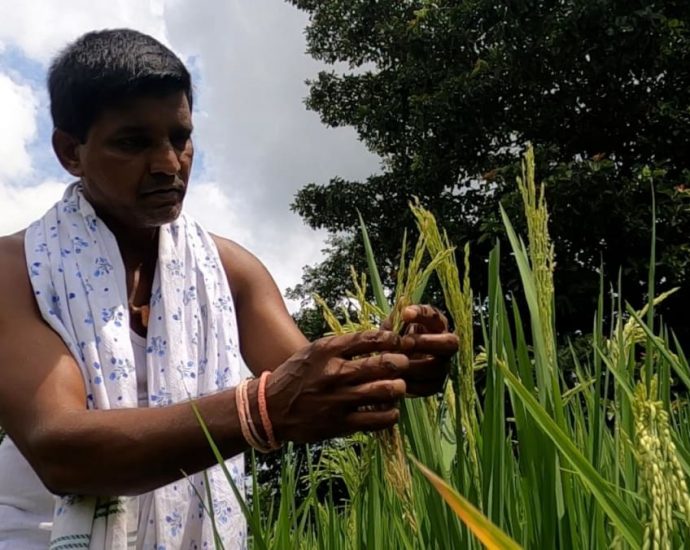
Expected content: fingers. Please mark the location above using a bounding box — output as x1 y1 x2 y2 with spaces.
338 378 407 406
406 355 448 377
319 330 402 360
312 314 453 363
402 305 448 334
337 353 410 384
328 379 405 436
399 322 429 339
403 355 449 396
400 332 459 356
406 382 446 397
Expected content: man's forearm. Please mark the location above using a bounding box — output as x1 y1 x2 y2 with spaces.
27 385 258 496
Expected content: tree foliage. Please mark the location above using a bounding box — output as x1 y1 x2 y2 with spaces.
286 0 690 347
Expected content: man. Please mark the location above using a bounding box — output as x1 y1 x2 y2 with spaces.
0 29 457 549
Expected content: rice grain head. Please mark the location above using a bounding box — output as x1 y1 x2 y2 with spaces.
410 201 481 499
633 377 690 550
517 143 556 370
315 263 418 532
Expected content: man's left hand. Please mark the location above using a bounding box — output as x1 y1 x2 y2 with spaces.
383 305 458 397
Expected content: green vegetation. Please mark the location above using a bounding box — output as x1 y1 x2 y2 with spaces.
286 0 690 350
203 145 690 549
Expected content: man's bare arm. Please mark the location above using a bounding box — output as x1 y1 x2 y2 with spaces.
0 233 254 495
0 234 409 496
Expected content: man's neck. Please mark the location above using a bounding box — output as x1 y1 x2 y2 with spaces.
117 229 159 272
99 212 159 271
80 182 159 270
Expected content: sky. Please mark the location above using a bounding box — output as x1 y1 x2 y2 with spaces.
0 0 380 311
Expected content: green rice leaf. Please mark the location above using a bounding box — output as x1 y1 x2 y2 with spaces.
625 304 690 391
190 401 269 550
358 210 390 315
498 363 643 548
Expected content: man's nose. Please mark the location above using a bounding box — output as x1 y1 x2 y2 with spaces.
149 142 182 175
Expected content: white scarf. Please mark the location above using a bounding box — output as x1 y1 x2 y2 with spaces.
25 183 246 549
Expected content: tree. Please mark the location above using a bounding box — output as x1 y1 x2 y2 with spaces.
286 0 690 348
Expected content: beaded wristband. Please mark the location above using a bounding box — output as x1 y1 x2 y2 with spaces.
241 379 271 453
258 371 281 450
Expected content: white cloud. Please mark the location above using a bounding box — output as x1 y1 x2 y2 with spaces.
0 180 65 236
163 0 380 303
0 0 380 310
0 0 166 63
183 181 253 246
0 73 38 181
0 70 63 236
184 181 326 312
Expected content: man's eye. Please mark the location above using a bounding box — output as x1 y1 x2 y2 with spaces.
171 134 192 150
115 136 149 150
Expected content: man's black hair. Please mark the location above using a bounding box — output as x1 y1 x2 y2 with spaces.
48 29 193 142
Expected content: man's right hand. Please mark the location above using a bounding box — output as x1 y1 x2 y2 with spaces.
264 330 409 444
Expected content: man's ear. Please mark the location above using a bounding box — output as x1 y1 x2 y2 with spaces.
52 129 84 177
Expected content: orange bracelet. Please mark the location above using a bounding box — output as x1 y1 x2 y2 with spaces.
258 371 280 450
242 379 271 453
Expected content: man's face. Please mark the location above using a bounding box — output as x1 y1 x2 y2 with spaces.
76 90 194 229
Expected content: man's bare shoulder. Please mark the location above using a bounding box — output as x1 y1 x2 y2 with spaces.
0 230 28 274
0 230 36 316
0 230 26 248
210 234 244 255
208 237 306 370
210 234 280 304
211 234 265 276
211 233 258 280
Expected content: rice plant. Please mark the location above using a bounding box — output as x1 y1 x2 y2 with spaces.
198 144 690 549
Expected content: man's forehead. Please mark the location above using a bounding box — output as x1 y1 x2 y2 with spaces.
100 92 193 128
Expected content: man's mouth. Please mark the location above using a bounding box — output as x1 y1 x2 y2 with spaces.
141 176 186 196
141 188 185 203
142 186 185 196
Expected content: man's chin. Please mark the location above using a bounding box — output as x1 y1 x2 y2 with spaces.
139 203 184 228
